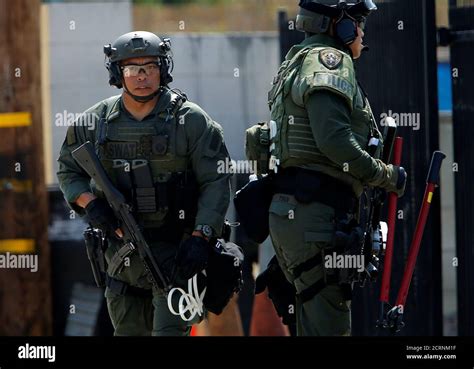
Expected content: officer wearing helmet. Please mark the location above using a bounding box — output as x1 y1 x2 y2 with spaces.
57 31 232 336
263 0 407 335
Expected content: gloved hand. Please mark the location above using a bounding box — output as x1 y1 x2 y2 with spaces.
386 165 407 197
370 160 407 198
84 198 120 235
174 236 209 284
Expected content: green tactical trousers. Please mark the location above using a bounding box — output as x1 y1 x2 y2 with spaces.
268 193 351 336
104 238 201 336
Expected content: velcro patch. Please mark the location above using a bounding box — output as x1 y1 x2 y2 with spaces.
312 73 354 98
105 142 137 159
319 48 343 70
152 135 168 155
206 129 223 157
66 126 77 146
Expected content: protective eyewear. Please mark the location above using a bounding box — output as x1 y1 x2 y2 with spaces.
121 62 160 77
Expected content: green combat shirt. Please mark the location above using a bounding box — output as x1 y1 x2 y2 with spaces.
269 33 387 197
56 88 232 236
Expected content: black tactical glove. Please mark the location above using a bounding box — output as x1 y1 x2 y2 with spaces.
370 160 408 198
395 166 407 197
255 256 297 326
174 236 209 284
383 164 407 197
84 198 120 236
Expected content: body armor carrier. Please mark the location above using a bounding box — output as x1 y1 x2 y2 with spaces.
93 88 198 242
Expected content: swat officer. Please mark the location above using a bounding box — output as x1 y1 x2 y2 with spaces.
265 0 407 335
57 31 232 336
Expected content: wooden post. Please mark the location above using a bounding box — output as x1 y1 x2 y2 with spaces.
0 0 52 335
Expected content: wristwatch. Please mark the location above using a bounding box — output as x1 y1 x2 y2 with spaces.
194 224 214 239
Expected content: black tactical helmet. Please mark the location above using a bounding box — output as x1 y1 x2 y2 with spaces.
104 31 173 95
296 0 377 44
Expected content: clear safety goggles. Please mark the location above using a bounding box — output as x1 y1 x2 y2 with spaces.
120 62 160 77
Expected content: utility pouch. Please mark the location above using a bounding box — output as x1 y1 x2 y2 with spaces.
112 159 133 204
234 175 274 244
172 170 199 227
328 219 365 285
132 159 156 213
83 227 107 287
245 122 270 175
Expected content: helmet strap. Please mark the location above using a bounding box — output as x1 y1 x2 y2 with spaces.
122 79 162 103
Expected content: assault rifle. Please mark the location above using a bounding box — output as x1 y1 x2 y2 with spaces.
72 141 171 292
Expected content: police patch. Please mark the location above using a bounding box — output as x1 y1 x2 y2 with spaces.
313 73 354 98
319 49 343 70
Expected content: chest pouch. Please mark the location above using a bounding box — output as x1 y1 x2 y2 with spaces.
132 159 157 213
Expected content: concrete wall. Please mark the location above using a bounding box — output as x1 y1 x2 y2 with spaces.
45 21 279 183
169 33 279 162
44 1 132 184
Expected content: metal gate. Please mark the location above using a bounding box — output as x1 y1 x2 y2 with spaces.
444 0 474 337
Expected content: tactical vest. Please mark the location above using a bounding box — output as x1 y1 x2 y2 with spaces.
92 88 198 232
267 44 381 176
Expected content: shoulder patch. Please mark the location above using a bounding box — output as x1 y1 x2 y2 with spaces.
312 73 354 99
66 126 77 146
319 48 343 70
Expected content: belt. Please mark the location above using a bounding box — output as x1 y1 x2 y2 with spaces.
105 275 153 298
273 167 357 216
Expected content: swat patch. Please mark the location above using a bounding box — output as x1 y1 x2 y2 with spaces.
319 49 343 70
312 72 354 98
105 142 137 159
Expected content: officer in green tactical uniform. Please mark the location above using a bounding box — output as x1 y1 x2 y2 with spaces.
265 0 407 335
57 31 232 336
